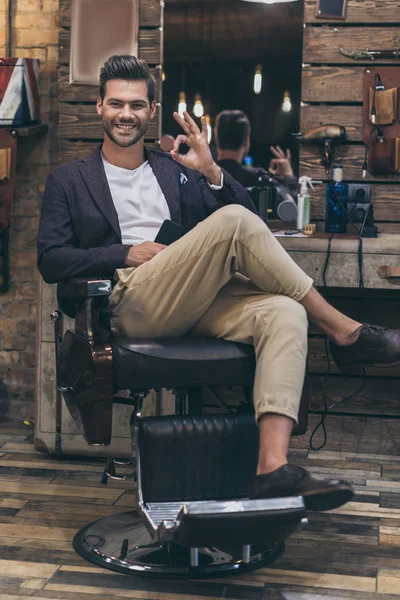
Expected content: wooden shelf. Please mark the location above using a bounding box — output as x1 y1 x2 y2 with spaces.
0 123 48 136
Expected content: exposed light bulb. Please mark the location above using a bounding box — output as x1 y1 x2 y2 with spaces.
193 94 204 118
205 115 212 144
178 91 187 117
282 90 292 112
254 65 262 95
162 71 166 82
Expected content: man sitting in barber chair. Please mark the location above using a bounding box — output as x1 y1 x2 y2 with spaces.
38 54 400 512
215 109 297 201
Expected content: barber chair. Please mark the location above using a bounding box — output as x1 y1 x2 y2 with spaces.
52 277 309 578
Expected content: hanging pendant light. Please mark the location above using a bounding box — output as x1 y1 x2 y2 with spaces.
253 65 262 95
178 91 187 117
205 115 212 144
282 90 292 112
193 94 204 118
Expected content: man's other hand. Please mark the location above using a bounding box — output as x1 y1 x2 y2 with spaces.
125 242 166 267
269 146 294 178
171 111 221 185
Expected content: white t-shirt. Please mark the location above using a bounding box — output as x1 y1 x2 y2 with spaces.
102 157 171 246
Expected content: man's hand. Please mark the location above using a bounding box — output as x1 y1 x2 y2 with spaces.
171 111 222 185
125 242 166 268
269 146 294 178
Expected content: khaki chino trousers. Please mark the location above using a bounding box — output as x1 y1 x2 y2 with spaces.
109 205 313 423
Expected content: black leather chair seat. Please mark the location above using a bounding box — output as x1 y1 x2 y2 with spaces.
112 336 256 390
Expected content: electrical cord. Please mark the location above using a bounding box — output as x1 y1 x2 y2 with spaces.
309 337 367 451
313 185 369 450
322 232 334 287
371 74 384 124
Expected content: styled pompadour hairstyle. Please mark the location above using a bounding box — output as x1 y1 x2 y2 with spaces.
99 55 155 104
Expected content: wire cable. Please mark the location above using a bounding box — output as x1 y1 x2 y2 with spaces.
322 233 334 287
309 337 367 451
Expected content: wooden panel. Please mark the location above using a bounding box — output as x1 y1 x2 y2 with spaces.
138 0 163 27
59 0 163 28
58 103 162 139
302 66 363 103
309 184 400 221
57 65 162 103
304 0 400 23
59 28 163 66
57 139 159 164
304 27 400 65
301 104 363 142
300 144 400 182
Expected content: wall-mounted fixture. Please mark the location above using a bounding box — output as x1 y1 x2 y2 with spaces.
316 0 347 19
70 0 139 85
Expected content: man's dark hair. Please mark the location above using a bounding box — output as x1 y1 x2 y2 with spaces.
216 110 251 150
99 55 155 104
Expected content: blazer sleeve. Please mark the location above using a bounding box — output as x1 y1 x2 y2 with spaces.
37 171 131 284
199 168 258 215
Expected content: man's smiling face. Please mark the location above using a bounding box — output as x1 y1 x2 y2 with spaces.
97 79 156 148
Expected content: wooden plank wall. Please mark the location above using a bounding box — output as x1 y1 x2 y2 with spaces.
301 2 400 421
301 0 400 234
57 0 163 164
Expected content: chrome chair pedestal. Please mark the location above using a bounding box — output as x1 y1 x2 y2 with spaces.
73 511 286 578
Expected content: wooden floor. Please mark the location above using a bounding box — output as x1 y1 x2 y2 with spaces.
0 417 400 600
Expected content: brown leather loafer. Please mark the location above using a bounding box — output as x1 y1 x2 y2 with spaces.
250 464 354 512
330 324 400 372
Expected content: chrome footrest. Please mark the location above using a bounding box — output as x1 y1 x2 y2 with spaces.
139 496 307 546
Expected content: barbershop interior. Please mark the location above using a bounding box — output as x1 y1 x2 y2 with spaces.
1 0 400 597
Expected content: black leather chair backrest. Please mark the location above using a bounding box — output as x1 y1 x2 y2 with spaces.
138 413 259 503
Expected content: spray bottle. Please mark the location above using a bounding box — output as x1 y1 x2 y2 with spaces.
297 176 314 231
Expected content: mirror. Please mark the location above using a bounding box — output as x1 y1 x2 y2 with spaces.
162 0 304 174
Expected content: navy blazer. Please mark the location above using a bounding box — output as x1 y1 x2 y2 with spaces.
37 146 257 283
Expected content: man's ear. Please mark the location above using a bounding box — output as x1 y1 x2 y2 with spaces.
96 97 103 116
149 100 157 120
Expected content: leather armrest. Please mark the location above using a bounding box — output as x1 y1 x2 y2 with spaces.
57 278 112 319
57 278 112 299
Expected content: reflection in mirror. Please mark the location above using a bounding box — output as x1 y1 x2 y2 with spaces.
163 0 304 175
70 0 139 85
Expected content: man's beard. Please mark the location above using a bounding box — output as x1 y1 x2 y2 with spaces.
103 119 147 148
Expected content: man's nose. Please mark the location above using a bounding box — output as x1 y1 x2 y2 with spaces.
120 105 134 119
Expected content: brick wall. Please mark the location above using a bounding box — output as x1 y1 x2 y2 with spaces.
0 0 58 420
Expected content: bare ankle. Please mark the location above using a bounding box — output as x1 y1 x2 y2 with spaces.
256 459 288 476
332 324 362 347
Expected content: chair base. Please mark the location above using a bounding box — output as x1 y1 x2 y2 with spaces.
73 511 285 579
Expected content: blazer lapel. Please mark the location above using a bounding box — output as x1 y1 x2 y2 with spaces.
78 146 122 240
146 148 182 223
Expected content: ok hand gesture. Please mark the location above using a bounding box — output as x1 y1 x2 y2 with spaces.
171 111 221 185
269 146 294 178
